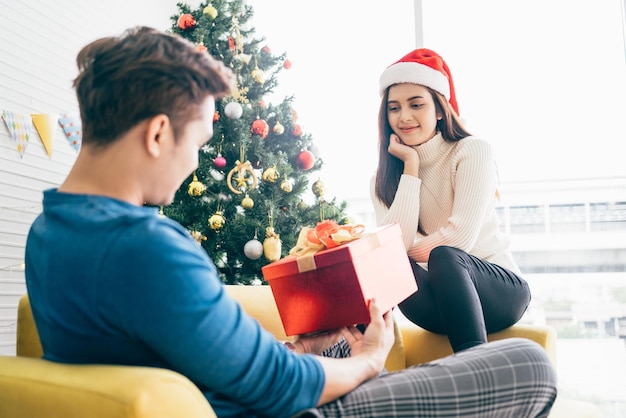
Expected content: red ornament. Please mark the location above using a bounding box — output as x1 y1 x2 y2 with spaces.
261 45 272 54
251 118 269 139
292 124 302 137
213 111 220 122
258 99 266 108
283 59 292 69
214 154 227 169
177 14 196 30
228 37 235 50
296 150 315 170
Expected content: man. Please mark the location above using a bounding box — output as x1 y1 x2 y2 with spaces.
25 26 557 417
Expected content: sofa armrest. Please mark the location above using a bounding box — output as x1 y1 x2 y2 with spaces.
487 323 558 366
0 356 215 418
17 294 43 358
400 321 558 367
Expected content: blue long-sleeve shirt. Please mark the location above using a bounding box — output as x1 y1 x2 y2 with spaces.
25 189 324 418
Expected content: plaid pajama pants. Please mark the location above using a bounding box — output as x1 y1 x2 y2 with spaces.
294 337 557 418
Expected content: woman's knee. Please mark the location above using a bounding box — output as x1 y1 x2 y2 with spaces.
428 246 468 271
429 245 464 260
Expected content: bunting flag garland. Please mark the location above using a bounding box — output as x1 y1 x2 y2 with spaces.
58 112 82 152
1 110 33 158
31 113 58 158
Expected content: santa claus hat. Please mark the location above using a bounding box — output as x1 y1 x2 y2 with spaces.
379 48 459 115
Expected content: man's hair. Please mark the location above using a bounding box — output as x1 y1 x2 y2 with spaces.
73 26 234 147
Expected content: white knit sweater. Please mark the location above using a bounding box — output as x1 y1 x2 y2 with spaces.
370 133 521 275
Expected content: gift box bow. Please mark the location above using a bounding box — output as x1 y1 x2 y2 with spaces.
289 220 365 272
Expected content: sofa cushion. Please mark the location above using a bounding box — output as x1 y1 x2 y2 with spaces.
0 356 215 418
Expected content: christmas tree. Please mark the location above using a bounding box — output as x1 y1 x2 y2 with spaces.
164 1 350 285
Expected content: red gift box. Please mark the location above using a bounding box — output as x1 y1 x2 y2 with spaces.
261 223 418 336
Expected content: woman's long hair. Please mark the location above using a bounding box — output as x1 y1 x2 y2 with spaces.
374 86 472 208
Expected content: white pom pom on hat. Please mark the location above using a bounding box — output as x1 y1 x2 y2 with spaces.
379 48 459 116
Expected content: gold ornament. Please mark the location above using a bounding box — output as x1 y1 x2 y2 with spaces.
203 4 218 19
187 173 206 196
297 200 308 211
227 78 249 104
208 211 225 231
226 160 257 194
190 230 207 245
241 194 254 209
312 179 325 198
280 179 293 193
273 120 285 135
262 166 279 183
251 66 265 84
263 226 282 261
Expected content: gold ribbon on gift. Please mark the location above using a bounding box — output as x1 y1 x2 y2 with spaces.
289 220 365 272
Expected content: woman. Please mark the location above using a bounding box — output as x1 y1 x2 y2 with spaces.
372 48 531 352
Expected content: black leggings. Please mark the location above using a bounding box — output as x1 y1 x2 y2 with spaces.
398 246 531 352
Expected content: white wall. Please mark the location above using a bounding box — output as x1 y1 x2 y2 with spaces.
0 0 178 355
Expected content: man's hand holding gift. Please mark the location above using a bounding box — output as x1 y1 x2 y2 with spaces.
285 299 395 359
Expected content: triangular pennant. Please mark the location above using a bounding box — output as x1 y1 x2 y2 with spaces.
31 113 58 158
58 112 82 152
2 110 33 158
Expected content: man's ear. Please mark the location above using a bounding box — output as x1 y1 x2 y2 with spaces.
145 114 171 158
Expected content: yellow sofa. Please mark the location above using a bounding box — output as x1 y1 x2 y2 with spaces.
0 285 602 418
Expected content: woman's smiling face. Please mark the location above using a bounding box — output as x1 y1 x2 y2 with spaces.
386 83 441 146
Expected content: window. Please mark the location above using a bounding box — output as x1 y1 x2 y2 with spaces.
549 203 586 233
590 201 626 231
509 204 546 233
418 2 626 416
